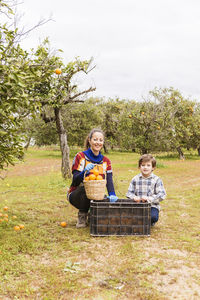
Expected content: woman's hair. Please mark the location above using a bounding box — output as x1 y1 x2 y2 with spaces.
138 154 156 168
84 128 105 150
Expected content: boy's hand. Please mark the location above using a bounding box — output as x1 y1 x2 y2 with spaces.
141 196 148 203
133 196 141 202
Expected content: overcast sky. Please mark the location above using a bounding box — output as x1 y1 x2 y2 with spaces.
18 0 200 101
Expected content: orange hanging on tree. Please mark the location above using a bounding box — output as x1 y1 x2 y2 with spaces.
55 68 62 75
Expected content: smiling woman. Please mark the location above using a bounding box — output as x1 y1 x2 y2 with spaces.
67 128 118 228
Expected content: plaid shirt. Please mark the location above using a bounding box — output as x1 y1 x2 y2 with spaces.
126 172 166 210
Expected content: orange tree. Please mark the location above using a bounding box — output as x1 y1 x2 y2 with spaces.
117 87 197 157
118 99 164 154
31 41 96 178
149 87 196 159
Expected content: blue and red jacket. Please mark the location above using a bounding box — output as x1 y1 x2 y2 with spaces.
68 148 116 197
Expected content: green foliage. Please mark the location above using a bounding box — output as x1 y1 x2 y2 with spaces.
63 98 104 147
22 115 59 147
0 3 54 169
0 5 32 168
100 98 127 149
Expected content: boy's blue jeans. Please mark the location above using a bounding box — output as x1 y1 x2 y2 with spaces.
151 207 159 225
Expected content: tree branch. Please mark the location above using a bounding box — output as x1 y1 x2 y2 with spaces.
63 86 96 105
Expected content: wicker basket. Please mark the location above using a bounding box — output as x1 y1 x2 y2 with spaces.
84 179 106 200
83 166 106 200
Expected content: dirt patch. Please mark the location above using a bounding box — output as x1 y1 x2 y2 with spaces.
142 246 200 299
153 264 200 300
4 159 61 177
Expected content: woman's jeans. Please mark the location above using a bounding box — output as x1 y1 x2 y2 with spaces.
69 186 90 213
151 207 159 224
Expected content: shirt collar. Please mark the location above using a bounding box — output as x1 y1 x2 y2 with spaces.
139 172 154 179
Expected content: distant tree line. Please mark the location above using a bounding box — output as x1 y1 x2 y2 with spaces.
23 87 200 160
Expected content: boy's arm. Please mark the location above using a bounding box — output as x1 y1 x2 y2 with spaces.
126 179 140 201
148 178 166 204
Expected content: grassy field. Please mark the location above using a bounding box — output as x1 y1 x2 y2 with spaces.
0 147 200 300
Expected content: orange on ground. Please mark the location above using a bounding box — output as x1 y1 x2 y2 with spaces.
60 221 67 227
3 207 8 211
12 216 17 219
55 68 62 75
89 174 96 180
14 225 20 231
96 175 103 180
19 224 25 229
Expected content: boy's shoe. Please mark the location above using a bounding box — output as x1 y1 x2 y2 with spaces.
76 212 87 228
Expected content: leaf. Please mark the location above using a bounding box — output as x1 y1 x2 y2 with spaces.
63 261 81 273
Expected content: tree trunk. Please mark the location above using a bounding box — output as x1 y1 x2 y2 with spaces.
177 146 185 160
54 107 71 179
24 136 32 151
103 144 108 153
197 146 200 156
141 148 148 154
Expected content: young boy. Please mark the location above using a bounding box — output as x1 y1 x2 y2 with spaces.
126 154 166 226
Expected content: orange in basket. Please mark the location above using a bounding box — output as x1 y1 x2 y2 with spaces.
92 169 99 176
89 174 96 180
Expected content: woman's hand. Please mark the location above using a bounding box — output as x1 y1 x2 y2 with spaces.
108 195 118 202
84 163 95 172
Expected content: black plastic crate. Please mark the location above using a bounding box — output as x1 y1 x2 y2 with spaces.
90 199 151 236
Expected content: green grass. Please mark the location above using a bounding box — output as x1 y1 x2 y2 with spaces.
0 147 200 299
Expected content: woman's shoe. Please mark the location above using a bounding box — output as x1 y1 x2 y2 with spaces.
76 212 87 228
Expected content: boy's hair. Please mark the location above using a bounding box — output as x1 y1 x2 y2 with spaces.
138 154 156 168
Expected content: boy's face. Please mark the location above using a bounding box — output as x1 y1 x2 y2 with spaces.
139 160 154 178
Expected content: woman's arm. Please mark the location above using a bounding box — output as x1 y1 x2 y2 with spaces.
71 170 85 186
106 172 116 196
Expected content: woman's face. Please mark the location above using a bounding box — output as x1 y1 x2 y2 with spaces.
89 132 104 154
